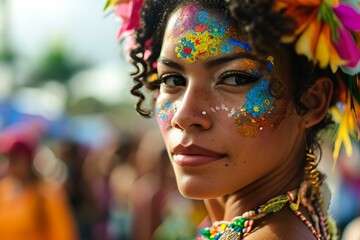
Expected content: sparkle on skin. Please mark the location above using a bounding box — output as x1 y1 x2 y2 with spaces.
234 79 287 137
204 79 285 137
173 4 252 63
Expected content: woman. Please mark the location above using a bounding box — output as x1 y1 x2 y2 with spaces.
0 123 79 240
106 0 360 239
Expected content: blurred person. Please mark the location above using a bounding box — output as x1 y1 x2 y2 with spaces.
332 141 360 236
81 135 127 240
106 130 139 240
0 154 9 179
319 138 360 237
125 128 162 240
0 123 79 240
55 140 97 240
108 161 137 240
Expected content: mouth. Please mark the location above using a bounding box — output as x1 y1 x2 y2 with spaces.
172 144 226 167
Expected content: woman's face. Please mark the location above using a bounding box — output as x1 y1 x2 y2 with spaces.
156 4 305 199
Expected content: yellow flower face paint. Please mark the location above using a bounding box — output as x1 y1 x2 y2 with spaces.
173 4 252 63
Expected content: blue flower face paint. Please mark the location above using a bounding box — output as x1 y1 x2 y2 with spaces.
173 4 252 63
156 100 174 133
242 80 274 118
233 79 287 137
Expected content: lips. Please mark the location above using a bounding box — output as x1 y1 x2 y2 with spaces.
172 144 226 167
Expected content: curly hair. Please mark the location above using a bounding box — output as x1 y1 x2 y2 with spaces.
129 0 339 152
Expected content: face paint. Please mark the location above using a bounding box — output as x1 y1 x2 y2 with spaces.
266 56 274 73
156 100 174 133
173 4 252 63
233 79 287 137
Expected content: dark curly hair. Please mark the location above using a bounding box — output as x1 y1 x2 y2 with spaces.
129 0 339 152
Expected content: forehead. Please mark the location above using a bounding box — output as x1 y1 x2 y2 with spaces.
161 4 291 82
164 4 252 62
172 4 232 38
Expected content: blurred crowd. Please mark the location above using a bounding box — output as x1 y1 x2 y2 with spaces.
0 120 207 240
0 0 359 238
0 118 359 240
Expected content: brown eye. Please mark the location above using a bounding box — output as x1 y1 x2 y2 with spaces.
218 71 260 87
160 74 186 87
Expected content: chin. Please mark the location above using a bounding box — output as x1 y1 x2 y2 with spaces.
175 174 223 200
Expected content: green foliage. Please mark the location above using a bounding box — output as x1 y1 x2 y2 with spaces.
0 47 16 63
29 41 88 86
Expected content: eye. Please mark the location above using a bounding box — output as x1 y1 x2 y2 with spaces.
159 74 186 87
218 71 261 87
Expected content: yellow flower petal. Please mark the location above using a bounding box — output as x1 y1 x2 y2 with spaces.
330 94 358 170
315 25 330 68
296 20 321 61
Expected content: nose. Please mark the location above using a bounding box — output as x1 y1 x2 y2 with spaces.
171 86 212 131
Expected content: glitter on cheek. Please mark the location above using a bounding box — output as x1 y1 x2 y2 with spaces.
233 79 288 137
155 100 175 133
242 79 274 118
266 56 274 73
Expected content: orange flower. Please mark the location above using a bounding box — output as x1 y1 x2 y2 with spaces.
275 0 347 72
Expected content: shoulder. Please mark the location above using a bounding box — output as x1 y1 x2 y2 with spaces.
246 208 318 240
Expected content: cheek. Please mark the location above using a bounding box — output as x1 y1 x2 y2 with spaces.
231 79 288 137
209 103 239 130
155 99 175 134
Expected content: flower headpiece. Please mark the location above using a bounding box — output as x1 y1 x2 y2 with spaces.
275 0 360 75
273 0 360 168
104 0 143 40
106 0 360 167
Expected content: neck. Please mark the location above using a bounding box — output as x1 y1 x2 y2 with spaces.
204 143 305 222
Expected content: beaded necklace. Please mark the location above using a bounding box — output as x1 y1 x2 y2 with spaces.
197 150 337 240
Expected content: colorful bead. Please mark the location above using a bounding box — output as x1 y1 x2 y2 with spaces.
199 185 334 240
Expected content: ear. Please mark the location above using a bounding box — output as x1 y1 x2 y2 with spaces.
301 77 333 128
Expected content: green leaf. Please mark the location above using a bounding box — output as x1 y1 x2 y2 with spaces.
103 0 111 11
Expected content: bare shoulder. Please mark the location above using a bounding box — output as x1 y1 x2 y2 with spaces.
245 208 318 240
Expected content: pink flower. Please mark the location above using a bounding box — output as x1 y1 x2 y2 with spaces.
333 3 360 75
105 0 143 40
114 0 143 39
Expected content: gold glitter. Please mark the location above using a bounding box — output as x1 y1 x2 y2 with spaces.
234 98 288 137
149 73 159 83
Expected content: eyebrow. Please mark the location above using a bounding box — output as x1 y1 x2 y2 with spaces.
158 52 259 70
158 58 185 71
205 52 257 68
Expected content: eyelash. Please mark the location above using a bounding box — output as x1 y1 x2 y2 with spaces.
158 74 186 87
217 71 261 87
157 71 262 89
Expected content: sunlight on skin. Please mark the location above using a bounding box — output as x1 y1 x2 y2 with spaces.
157 4 285 137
